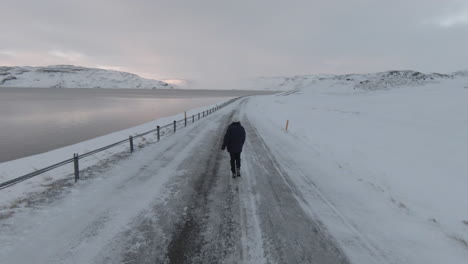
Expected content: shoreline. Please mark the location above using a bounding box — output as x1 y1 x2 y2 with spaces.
0 87 279 98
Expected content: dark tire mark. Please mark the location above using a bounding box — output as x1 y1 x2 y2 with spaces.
166 111 237 264
242 117 350 264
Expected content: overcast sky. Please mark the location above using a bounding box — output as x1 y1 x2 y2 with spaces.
1 0 467 85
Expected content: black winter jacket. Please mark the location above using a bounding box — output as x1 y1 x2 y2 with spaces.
222 122 246 153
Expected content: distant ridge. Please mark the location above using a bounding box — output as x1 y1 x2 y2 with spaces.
3 66 465 91
248 70 466 91
0 65 172 89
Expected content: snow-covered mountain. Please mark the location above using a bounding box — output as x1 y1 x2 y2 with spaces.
0 65 172 89
249 70 464 91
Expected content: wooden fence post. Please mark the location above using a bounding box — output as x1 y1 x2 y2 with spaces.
198 113 200 120
73 153 79 183
173 120 176 133
285 120 289 132
192 115 195 123
184 111 187 127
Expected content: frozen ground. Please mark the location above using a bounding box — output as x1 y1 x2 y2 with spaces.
0 99 349 263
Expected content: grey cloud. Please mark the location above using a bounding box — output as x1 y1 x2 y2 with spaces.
1 0 467 87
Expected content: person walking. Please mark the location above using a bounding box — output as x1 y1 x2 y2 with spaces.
221 118 246 178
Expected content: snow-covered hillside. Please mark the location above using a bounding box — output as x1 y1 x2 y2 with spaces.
0 65 172 89
161 78 194 89
249 70 463 91
247 74 334 91
247 72 468 263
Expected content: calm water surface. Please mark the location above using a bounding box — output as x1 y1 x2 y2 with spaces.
0 88 274 162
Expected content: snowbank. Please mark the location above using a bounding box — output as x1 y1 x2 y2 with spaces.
246 74 468 263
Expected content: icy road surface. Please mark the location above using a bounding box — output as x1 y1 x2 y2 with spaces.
0 99 349 264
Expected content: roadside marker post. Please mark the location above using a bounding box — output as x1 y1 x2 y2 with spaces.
157 125 160 141
129 136 134 152
73 153 79 182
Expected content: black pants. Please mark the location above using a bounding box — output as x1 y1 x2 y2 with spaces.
229 152 241 173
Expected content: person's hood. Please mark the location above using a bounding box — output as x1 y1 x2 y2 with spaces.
230 121 241 126
231 113 241 123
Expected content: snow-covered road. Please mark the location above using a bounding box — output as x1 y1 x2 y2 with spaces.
0 98 349 264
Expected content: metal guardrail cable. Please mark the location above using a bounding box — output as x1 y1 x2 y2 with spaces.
160 123 173 129
0 98 239 190
0 158 74 189
79 138 129 159
134 129 155 138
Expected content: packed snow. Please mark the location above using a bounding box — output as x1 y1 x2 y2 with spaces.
0 65 172 89
245 71 468 263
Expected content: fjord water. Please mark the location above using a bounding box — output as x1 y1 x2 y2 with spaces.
0 88 271 162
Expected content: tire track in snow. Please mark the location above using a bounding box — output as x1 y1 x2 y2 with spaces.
166 110 240 263
244 107 390 263
241 116 350 264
